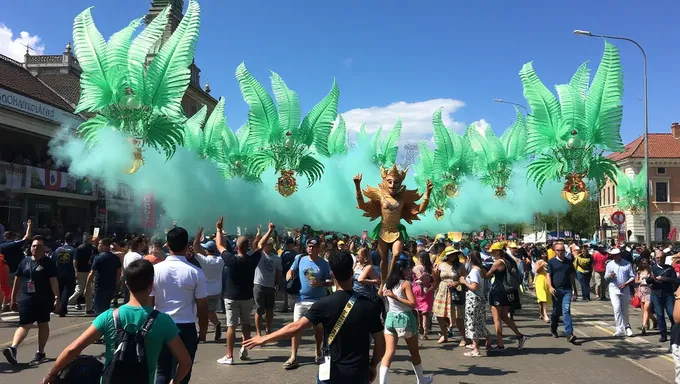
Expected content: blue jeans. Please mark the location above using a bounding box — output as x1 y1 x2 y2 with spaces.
551 289 573 336
576 271 592 300
156 323 198 384
650 293 674 338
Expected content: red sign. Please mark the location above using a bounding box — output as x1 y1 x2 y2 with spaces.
45 169 62 191
611 211 626 225
141 193 155 229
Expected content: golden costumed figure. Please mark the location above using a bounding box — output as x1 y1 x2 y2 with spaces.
354 165 433 287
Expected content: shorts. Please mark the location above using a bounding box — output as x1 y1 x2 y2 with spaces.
225 299 253 327
489 288 513 307
253 284 275 315
294 301 315 322
207 294 221 312
19 299 53 325
384 311 418 338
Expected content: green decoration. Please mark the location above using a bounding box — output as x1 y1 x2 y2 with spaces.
521 41 624 205
466 108 527 198
616 165 647 213
327 115 349 155
365 120 402 168
72 1 201 173
414 141 448 220
236 63 339 196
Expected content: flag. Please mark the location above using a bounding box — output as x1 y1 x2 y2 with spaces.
141 193 155 229
669 227 677 241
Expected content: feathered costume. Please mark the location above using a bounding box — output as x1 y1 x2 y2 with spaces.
521 41 624 204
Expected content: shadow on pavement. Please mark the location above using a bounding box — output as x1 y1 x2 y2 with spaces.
0 357 55 373
585 342 670 361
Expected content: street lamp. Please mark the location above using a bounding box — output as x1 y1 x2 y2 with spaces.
493 99 529 115
573 29 650 247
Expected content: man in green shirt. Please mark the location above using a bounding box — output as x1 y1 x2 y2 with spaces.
42 259 191 384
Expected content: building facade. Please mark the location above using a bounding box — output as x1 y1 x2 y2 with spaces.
0 0 217 237
599 123 680 244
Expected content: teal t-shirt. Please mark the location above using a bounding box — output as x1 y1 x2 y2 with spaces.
93 305 179 384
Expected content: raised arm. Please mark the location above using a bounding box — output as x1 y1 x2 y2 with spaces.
353 174 371 210
192 227 203 255
417 180 433 214
257 222 275 250
22 219 32 241
215 217 227 254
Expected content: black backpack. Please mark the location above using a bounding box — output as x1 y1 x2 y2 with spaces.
55 355 103 384
101 308 159 384
502 258 521 292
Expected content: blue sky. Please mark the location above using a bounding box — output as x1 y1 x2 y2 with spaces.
1 0 678 145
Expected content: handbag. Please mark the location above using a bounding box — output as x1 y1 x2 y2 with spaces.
631 286 641 308
285 255 304 296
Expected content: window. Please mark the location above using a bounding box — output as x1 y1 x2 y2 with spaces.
655 181 669 202
658 167 666 175
613 185 616 204
607 187 611 205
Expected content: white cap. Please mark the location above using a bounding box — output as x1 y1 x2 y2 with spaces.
664 247 672 254
609 248 621 255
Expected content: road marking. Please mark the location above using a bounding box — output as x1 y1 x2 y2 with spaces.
574 329 672 383
0 319 92 349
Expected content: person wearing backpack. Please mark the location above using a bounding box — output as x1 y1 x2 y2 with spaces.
546 242 578 344
42 259 191 384
483 242 529 353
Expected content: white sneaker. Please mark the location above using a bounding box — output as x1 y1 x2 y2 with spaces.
239 346 249 360
612 331 625 337
625 327 634 337
217 356 233 365
419 376 433 384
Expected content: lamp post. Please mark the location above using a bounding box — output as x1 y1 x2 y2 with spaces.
573 29 650 247
493 99 529 115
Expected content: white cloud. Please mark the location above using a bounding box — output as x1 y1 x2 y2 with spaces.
0 24 45 62
340 98 466 145
472 119 490 136
343 57 354 67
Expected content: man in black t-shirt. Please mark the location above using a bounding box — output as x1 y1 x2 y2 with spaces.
244 251 385 383
85 238 122 315
2 235 59 365
547 242 578 344
0 220 32 310
68 232 96 313
52 232 76 317
215 217 273 364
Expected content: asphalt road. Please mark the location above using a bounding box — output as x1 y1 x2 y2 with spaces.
0 293 675 384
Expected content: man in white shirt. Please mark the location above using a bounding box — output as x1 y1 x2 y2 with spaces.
122 236 146 303
193 237 225 342
604 248 635 337
153 227 208 384
254 238 283 336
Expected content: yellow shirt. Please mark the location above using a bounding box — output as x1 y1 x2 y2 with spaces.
548 249 555 259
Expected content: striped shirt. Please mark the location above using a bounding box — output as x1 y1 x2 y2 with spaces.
604 259 635 293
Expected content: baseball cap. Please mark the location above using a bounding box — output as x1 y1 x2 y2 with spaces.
201 240 218 253
307 238 319 247
416 240 424 246
507 242 519 249
609 248 621 255
489 242 505 251
337 240 345 246
480 240 490 248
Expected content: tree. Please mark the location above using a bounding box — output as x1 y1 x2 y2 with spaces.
535 199 599 238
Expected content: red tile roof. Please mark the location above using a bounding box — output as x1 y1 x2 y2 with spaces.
0 57 74 112
608 134 680 161
37 73 81 107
